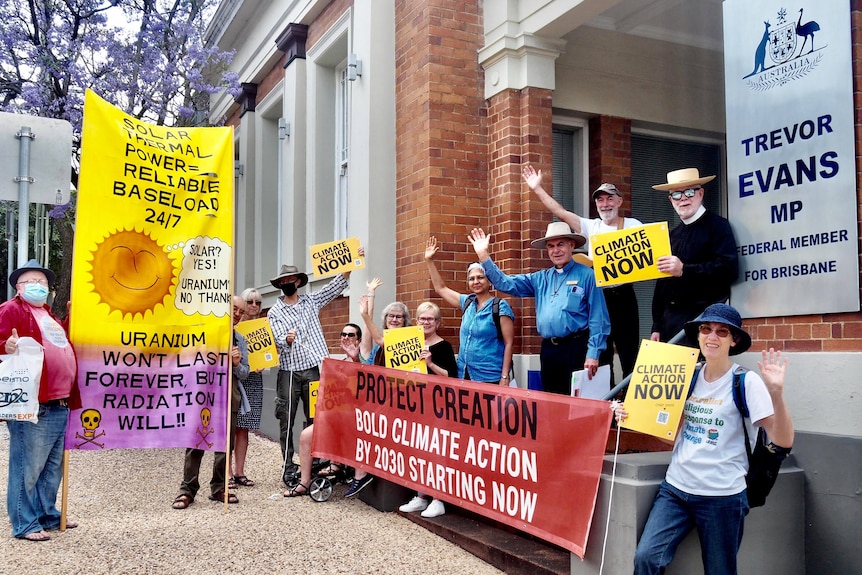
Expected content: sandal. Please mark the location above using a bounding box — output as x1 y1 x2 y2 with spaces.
228 476 237 489
172 494 194 510
317 463 343 477
209 491 239 504
22 530 51 542
233 475 255 487
284 483 309 497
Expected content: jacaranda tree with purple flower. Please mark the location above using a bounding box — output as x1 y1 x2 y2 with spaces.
0 0 239 316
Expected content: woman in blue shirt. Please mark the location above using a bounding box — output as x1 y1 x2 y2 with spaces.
424 236 514 384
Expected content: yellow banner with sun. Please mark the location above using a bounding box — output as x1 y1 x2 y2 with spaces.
65 90 234 452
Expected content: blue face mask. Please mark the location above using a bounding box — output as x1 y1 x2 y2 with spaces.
21 284 49 306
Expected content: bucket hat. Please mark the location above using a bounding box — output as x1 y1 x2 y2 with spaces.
684 303 751 355
9 259 55 288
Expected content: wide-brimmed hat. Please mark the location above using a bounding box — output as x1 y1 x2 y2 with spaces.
9 259 55 289
530 221 587 250
269 264 309 289
651 168 716 191
684 303 751 355
592 182 622 199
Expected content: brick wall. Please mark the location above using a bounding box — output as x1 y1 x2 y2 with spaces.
589 115 632 219
393 0 487 345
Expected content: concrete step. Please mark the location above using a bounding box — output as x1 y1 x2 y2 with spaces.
400 506 569 575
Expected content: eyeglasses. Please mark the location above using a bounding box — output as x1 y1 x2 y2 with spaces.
668 187 700 201
698 324 731 338
17 279 48 286
386 314 405 320
246 300 261 305
340 332 358 338
417 317 437 324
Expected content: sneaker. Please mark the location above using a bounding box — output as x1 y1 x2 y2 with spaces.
399 496 429 513
420 498 445 518
344 474 374 498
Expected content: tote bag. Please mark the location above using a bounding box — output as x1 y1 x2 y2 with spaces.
0 337 44 423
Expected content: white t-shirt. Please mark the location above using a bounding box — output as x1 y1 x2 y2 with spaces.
665 364 774 496
579 216 644 258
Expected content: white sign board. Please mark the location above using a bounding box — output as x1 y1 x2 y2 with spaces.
0 112 73 204
724 1 859 317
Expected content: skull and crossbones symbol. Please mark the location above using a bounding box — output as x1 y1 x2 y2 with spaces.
196 407 214 448
75 408 106 448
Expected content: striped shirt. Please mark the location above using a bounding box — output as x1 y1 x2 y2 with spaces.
268 274 348 371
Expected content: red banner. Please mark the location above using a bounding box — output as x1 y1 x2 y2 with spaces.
312 359 612 557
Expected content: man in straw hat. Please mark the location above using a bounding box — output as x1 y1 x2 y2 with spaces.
650 168 738 343
0 260 80 541
267 250 362 473
524 165 643 386
468 225 609 396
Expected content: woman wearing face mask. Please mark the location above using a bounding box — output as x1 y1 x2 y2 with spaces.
0 259 81 541
423 236 515 385
230 288 264 488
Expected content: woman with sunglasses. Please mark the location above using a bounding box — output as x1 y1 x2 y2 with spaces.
614 303 793 575
231 287 264 488
423 236 515 385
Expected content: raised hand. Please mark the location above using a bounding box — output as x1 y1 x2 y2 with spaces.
467 228 491 260
757 348 788 394
522 165 543 191
425 237 440 261
366 277 383 292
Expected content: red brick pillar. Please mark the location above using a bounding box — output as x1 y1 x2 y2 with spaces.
393 0 487 342
487 87 554 355
589 115 632 218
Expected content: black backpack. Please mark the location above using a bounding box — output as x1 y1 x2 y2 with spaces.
464 294 502 340
689 364 791 507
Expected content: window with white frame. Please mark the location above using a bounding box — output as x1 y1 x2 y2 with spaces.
335 63 349 240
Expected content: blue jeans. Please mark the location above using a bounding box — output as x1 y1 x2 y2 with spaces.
6 403 69 537
634 481 749 575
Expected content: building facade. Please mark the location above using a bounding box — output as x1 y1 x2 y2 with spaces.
208 1 862 573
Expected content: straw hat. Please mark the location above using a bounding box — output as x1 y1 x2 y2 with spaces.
530 221 587 250
651 168 716 191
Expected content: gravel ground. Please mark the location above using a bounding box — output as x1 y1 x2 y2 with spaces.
0 424 503 575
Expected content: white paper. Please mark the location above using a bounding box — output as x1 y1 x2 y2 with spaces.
571 364 611 400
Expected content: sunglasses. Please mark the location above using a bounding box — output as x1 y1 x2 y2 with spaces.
698 324 731 338
340 332 358 338
668 187 700 201
246 300 262 305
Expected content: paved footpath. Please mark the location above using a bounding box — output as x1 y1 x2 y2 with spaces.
1 426 503 575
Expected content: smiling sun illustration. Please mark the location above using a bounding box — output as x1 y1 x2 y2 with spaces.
89 229 176 318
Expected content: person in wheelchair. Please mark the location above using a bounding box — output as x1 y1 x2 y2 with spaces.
284 323 373 500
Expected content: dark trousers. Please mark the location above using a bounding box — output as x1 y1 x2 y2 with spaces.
600 284 640 386
275 367 318 461
180 410 237 498
539 331 589 395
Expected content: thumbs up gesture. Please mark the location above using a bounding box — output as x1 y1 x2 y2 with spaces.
5 328 19 354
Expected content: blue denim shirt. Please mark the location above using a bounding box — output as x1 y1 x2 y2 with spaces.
457 294 514 382
481 258 609 359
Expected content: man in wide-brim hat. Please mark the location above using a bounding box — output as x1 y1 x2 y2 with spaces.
650 167 739 344
468 223 609 396
524 164 645 386
266 250 363 471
